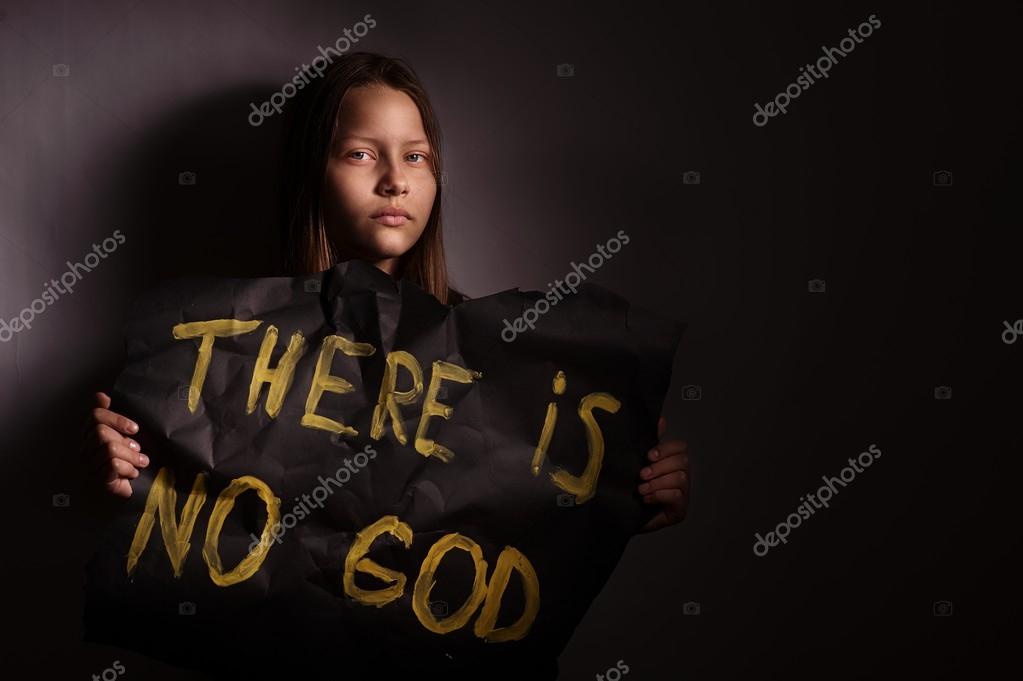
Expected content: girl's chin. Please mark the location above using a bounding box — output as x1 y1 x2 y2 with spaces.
360 224 422 258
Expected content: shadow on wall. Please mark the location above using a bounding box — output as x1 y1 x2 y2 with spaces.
115 82 294 283
1 83 305 678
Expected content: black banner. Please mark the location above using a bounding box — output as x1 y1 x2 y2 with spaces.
84 259 683 678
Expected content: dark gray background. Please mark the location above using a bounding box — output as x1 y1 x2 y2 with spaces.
0 1 1018 678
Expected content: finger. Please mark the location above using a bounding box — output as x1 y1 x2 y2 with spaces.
96 457 139 489
105 476 134 499
83 392 113 442
642 488 684 505
648 440 688 462
91 406 139 436
100 440 148 469
105 457 141 479
640 510 674 533
640 503 686 533
92 425 146 462
639 455 687 480
638 470 688 495
87 423 144 461
641 489 689 532
91 423 125 446
83 424 131 466
657 416 667 439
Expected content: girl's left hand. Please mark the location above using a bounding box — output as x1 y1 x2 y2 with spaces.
637 416 689 533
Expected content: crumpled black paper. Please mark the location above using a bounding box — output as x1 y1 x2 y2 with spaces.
83 259 684 679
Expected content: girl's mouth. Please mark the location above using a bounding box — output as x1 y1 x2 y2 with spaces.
372 215 409 226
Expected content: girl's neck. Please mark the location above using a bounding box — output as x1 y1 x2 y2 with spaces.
339 255 399 279
372 257 400 278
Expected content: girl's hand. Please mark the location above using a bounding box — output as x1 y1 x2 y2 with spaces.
638 416 689 533
84 392 149 498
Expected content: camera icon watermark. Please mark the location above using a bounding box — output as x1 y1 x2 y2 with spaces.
808 278 826 293
303 278 321 293
435 170 448 186
932 170 952 187
52 63 70 77
682 384 702 401
429 600 448 617
556 63 574 77
52 493 71 508
934 385 952 400
933 600 953 616
683 601 701 615
178 171 197 186
682 170 701 185
178 384 193 401
556 493 576 507
178 601 197 615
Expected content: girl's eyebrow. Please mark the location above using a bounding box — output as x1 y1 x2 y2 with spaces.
337 134 429 146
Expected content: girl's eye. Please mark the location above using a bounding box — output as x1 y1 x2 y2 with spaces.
346 151 426 162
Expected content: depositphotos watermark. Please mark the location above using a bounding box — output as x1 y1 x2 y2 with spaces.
1002 319 1023 344
753 443 882 557
595 659 630 681
752 14 881 127
90 659 126 681
0 229 126 343
500 229 631 343
248 13 377 127
247 444 377 553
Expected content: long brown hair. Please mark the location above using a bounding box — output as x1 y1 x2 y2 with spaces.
281 51 464 305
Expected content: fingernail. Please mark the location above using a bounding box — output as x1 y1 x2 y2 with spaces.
649 447 660 460
128 422 139 433
641 467 652 479
139 454 150 466
639 483 650 494
127 440 139 451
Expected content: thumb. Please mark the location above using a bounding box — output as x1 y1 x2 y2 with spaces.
640 510 669 534
94 391 111 409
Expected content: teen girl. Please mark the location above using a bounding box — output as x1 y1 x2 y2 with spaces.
82 50 690 673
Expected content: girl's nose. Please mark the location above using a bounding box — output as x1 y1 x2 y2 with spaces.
381 181 408 196
379 166 410 196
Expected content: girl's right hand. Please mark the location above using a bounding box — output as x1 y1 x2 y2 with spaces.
86 391 149 498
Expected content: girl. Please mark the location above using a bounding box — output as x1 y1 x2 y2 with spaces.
84 48 689 654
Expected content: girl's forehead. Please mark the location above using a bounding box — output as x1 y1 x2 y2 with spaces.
340 85 422 124
339 84 427 139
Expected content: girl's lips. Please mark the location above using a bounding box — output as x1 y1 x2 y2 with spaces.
372 215 409 226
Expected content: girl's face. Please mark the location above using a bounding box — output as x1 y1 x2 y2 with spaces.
323 84 437 276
